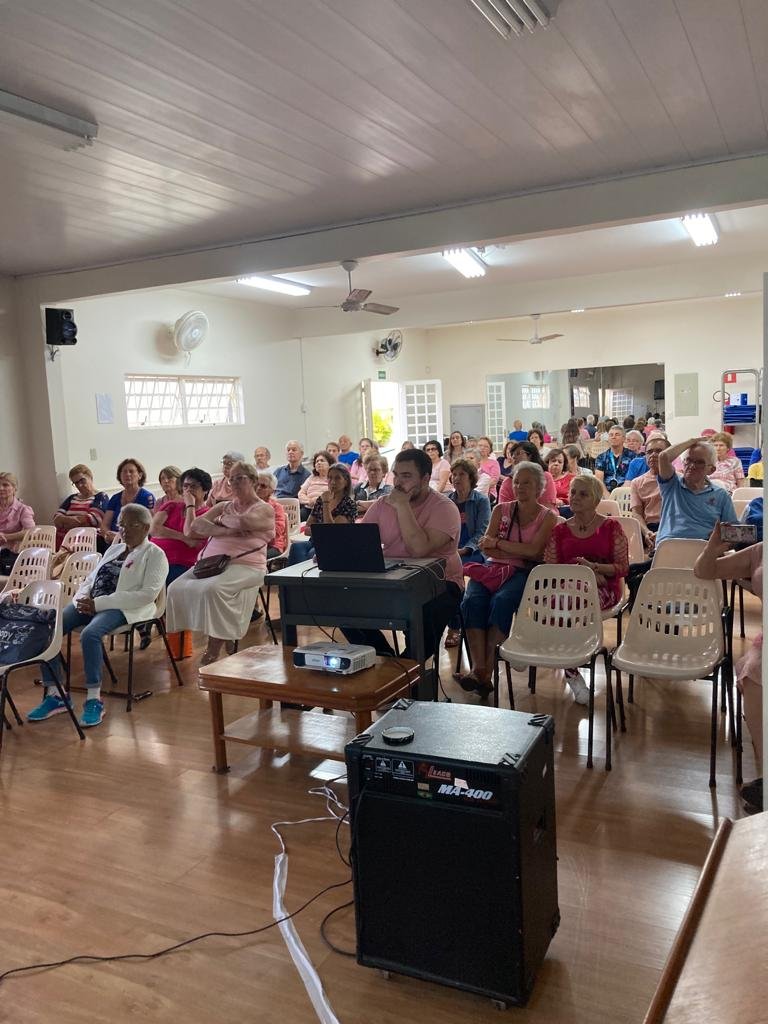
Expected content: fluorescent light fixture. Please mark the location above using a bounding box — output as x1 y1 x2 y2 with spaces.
235 275 311 296
725 291 741 298
442 248 487 278
0 88 97 150
681 213 718 247
571 308 585 313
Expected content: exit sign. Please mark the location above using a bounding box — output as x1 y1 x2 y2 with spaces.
377 369 387 380
724 372 737 384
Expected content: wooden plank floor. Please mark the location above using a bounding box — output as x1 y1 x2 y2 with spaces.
0 597 761 1024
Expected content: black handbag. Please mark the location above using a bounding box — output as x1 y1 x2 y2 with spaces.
192 544 265 579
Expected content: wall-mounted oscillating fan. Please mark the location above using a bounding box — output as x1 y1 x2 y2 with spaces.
374 330 403 361
173 311 209 353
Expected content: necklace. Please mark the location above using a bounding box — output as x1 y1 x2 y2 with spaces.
573 513 599 534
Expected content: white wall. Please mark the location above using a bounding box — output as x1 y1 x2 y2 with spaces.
0 279 26 481
428 295 763 442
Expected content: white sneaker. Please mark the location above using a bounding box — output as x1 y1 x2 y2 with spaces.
566 670 590 706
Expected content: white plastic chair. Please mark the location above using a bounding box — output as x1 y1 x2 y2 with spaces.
652 538 707 569
733 499 749 520
709 478 728 490
494 565 609 770
732 486 761 502
611 486 633 514
0 580 85 753
60 527 98 554
59 552 100 602
277 497 302 538
19 525 57 552
609 568 729 787
597 499 621 517
0 547 52 597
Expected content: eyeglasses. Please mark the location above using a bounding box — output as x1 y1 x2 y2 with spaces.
684 459 708 468
72 477 89 487
425 446 439 452
230 474 250 483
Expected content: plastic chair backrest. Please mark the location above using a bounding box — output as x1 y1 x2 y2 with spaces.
587 440 608 459
6 580 64 666
734 499 749 520
618 516 645 564
732 487 761 502
652 538 706 569
507 564 603 649
611 486 633 514
623 568 723 664
19 526 57 553
59 553 101 601
709 478 728 490
277 497 301 535
597 499 620 517
60 527 98 554
1 547 52 593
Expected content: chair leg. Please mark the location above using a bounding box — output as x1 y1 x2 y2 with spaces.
66 632 73 694
101 646 120 687
5 691 23 727
605 663 614 772
52 677 85 741
126 628 135 713
528 665 536 694
627 673 634 704
614 665 626 733
259 589 278 645
492 650 499 708
735 686 743 786
738 583 745 639
725 659 736 745
587 657 595 770
603 651 617 731
156 617 184 688
0 677 9 754
505 661 514 711
709 667 719 788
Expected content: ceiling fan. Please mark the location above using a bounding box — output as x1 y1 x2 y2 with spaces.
497 314 563 346
310 260 399 316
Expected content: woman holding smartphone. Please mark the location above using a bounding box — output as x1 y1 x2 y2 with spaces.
695 526 762 813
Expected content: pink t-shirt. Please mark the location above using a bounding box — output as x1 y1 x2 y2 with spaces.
0 498 35 552
499 471 557 510
151 499 205 568
363 489 463 587
200 500 274 569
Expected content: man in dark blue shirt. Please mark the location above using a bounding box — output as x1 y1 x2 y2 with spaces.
274 440 310 498
594 426 633 493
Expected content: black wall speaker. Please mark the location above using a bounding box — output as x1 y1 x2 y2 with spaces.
653 379 665 401
45 308 77 346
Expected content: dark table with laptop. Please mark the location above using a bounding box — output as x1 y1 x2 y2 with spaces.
265 523 447 700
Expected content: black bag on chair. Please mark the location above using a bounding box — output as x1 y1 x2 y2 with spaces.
0 549 17 576
0 604 55 665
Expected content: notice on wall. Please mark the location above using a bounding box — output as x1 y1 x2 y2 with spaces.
673 373 699 418
95 393 114 425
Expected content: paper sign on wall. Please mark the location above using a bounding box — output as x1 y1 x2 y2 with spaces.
95 393 114 425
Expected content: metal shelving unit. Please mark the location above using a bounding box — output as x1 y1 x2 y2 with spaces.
720 368 761 470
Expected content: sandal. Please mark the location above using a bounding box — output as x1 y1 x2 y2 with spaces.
444 629 461 648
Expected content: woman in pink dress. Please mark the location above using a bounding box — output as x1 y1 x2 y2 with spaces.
544 474 629 704
695 531 763 812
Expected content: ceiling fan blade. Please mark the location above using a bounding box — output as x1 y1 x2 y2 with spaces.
361 302 399 315
346 288 372 304
497 337 530 344
539 333 564 341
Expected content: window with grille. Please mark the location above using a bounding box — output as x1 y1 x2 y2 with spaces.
521 384 550 410
124 374 244 429
572 385 591 407
402 379 442 447
486 381 506 450
608 388 634 420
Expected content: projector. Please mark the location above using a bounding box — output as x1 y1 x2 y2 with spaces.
292 642 377 675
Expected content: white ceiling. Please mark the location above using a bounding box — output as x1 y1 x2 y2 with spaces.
1 0 768 277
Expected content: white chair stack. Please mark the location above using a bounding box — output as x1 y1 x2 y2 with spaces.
0 547 52 596
60 527 98 554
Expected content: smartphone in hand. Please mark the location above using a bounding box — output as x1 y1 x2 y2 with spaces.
719 523 757 544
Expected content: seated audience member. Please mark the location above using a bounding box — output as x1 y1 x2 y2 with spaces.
527 428 545 454
349 438 376 489
337 435 359 466
476 437 501 491
448 458 491 566
544 475 629 704
167 461 274 665
274 440 311 499
544 448 574 508
53 464 108 549
585 414 597 439
253 446 271 471
151 467 209 584
742 495 763 542
325 441 341 462
446 431 467 464
560 419 581 446
656 438 736 545
623 415 636 430
354 454 392 512
577 418 590 440
643 416 658 436
208 451 246 505
29 504 168 729
0 471 35 575
594 426 633 494
564 444 593 478
625 428 668 481
423 439 452 493
463 449 492 499
400 440 415 450
460 462 556 697
695 531 763 813
629 434 670 552
625 430 645 455
158 465 182 504
498 442 557 509
595 420 611 441
289 463 358 564
297 450 336 518
508 420 528 442
102 458 156 543
497 440 518 482
635 417 647 434
748 453 763 486
709 431 746 492
255 471 288 557
342 449 463 663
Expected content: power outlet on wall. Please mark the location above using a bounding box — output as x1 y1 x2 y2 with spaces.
89 448 97 460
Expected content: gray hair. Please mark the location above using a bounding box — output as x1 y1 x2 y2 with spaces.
689 441 716 469
512 460 546 496
256 470 278 491
119 503 152 527
626 430 644 444
464 447 482 463
285 439 304 453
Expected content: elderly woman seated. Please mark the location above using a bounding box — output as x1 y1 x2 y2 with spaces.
543 475 629 704
297 450 336 520
254 471 288 558
28 504 168 729
498 442 558 509
101 458 156 543
53 463 109 549
166 461 275 665
459 462 557 698
354 454 392 512
289 463 358 565
0 471 36 576
709 431 746 492
444 458 491 648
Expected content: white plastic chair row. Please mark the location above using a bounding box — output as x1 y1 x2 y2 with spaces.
60 527 98 554
610 486 633 514
732 486 762 502
0 547 52 597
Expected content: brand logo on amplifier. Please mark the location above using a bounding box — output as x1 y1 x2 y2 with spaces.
437 784 494 801
418 764 452 782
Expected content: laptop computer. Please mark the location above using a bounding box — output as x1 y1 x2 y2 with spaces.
311 523 404 573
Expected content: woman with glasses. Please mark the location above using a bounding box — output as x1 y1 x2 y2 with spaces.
297 450 336 515
498 442 558 509
255 471 288 557
288 463 358 565
423 439 452 493
166 461 275 665
207 450 247 506
52 464 109 549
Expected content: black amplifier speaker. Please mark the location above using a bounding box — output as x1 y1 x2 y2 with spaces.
45 307 77 346
345 701 559 1008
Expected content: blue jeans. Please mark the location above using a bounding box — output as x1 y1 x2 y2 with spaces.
43 605 127 691
461 568 532 635
288 540 314 566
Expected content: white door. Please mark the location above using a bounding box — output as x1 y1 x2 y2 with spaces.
402 379 443 446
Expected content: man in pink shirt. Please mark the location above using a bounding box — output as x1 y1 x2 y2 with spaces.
342 448 463 667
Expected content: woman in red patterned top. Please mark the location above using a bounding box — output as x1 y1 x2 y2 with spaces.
544 474 629 705
544 448 575 509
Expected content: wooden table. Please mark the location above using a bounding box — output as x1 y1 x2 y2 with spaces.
198 644 420 773
644 811 768 1023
